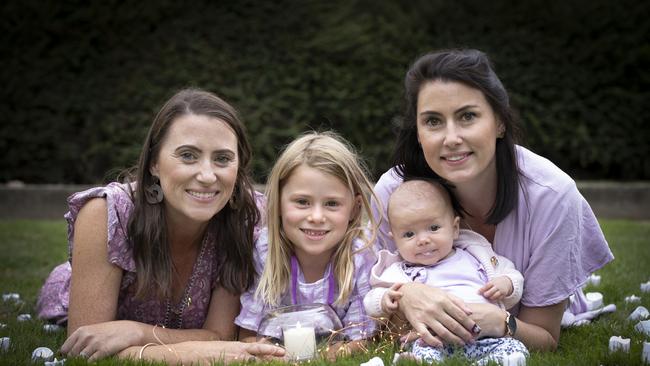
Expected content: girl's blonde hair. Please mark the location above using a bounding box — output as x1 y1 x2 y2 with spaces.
256 131 378 306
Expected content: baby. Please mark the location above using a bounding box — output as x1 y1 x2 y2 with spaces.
364 179 528 364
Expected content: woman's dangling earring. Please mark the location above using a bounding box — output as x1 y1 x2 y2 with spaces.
145 176 164 204
229 185 238 210
497 124 506 139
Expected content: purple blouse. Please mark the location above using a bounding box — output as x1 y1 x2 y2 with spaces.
235 228 378 340
371 146 614 315
37 182 264 328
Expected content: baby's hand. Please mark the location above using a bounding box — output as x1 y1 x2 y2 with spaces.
381 283 403 314
479 276 513 301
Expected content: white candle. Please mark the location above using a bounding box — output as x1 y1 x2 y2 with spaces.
642 341 650 364
587 274 601 286
585 292 603 311
283 322 316 360
609 336 630 353
502 351 527 366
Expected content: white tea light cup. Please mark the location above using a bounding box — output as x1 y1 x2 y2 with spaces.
625 295 641 303
629 306 650 321
361 356 385 366
32 347 55 362
609 336 630 353
0 337 10 352
17 313 32 322
43 324 62 333
283 322 316 361
503 351 527 366
44 358 66 366
585 292 604 311
636 320 650 337
641 281 650 293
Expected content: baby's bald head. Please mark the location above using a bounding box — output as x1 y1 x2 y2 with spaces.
388 179 455 224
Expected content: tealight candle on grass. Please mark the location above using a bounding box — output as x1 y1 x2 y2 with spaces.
629 306 649 321
283 322 316 361
585 292 603 311
43 324 62 333
584 274 601 287
1 337 10 352
641 281 650 293
32 347 54 362
636 320 650 336
625 295 641 303
17 313 31 322
608 336 630 353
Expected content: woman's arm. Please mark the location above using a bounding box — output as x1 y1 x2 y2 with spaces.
202 285 241 340
62 199 243 361
66 198 121 333
115 284 242 347
118 340 286 365
397 282 477 347
467 299 568 351
238 328 259 343
62 198 130 360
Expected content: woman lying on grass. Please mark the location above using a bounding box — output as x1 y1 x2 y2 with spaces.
37 88 284 364
372 49 614 352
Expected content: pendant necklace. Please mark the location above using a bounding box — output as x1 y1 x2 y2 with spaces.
163 234 208 329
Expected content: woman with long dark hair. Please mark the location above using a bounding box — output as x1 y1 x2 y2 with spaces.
372 49 613 351
38 88 284 363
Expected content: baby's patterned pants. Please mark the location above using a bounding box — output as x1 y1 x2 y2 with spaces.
411 337 528 365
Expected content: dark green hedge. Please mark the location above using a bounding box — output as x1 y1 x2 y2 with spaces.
1 0 648 183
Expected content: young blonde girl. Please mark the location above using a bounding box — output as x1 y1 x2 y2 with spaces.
236 131 379 350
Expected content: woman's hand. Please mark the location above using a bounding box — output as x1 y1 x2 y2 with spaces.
465 303 506 338
397 282 477 347
468 300 568 351
61 320 144 361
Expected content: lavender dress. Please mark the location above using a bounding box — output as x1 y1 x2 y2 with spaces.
372 145 614 319
235 228 378 341
37 182 263 328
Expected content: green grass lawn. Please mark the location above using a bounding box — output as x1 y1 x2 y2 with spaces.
1 219 649 365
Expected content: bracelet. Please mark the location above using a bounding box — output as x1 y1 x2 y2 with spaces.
139 343 158 360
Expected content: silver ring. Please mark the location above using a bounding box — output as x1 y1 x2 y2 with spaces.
79 351 88 358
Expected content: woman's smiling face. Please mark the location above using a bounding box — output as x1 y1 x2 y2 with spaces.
151 114 239 228
416 80 503 186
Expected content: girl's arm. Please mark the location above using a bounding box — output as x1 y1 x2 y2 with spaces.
467 299 567 351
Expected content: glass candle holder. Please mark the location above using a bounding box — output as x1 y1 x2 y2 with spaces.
257 303 344 361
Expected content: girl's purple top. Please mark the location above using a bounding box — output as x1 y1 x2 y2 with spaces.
371 145 614 315
235 228 378 340
37 182 264 328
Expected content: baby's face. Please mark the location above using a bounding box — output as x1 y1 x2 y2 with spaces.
389 194 459 266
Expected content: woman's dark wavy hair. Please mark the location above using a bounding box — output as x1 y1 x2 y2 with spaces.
392 49 521 224
126 88 259 299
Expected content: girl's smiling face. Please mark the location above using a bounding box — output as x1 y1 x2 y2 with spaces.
280 164 358 265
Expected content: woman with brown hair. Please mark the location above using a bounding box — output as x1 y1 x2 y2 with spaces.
38 88 284 363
